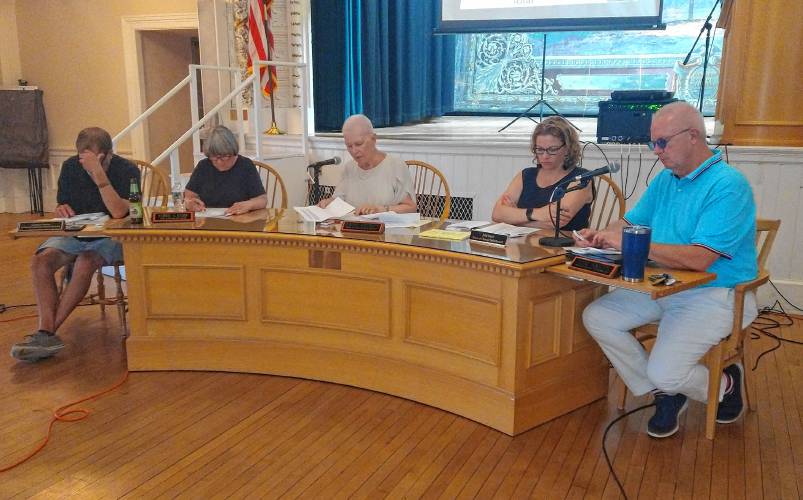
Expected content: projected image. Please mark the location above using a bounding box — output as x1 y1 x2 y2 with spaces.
453 0 724 116
460 0 608 8
441 0 661 28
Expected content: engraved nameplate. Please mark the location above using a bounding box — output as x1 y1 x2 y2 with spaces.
17 220 65 232
151 211 195 223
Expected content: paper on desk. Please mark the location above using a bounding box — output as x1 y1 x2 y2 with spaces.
446 220 491 231
361 211 424 228
567 246 621 255
418 229 470 240
196 208 230 218
479 223 539 238
54 212 108 223
294 197 355 222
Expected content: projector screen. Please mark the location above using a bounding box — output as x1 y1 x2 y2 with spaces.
438 0 664 33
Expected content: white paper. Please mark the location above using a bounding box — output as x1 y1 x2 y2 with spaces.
294 197 355 222
446 220 491 231
196 208 230 218
566 246 621 255
55 212 107 223
479 222 540 238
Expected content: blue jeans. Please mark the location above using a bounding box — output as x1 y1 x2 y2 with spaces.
582 287 757 403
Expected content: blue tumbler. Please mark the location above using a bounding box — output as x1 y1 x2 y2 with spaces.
621 225 651 282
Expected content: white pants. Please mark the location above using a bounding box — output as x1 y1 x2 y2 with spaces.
582 287 757 403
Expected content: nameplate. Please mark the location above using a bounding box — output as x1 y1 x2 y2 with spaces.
17 220 65 232
151 211 195 223
568 254 622 279
469 230 508 246
341 220 385 234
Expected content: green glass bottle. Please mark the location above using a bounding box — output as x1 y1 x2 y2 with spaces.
129 177 144 224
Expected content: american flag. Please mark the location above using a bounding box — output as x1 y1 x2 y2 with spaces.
247 0 278 96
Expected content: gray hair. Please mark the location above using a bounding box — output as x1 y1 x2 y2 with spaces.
75 127 112 154
205 125 239 157
654 101 706 136
342 114 374 136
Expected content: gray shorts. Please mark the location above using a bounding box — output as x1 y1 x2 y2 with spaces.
37 236 123 265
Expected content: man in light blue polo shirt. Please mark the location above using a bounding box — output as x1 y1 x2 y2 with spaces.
575 101 758 438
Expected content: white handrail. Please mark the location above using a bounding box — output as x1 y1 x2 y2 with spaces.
119 59 310 186
153 72 258 181
112 74 192 150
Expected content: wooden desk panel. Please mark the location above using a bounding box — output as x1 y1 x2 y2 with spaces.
110 227 608 436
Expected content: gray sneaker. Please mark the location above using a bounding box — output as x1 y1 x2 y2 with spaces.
10 330 65 362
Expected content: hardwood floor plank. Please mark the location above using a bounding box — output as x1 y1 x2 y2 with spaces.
529 406 592 498
0 214 801 498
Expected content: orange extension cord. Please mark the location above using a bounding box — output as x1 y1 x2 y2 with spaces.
0 369 129 473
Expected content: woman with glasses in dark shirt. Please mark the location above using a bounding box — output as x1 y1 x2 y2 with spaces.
184 125 267 215
492 116 593 230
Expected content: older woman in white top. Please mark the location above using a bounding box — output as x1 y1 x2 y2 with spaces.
319 114 417 215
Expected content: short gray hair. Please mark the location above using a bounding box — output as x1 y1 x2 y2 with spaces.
205 125 239 157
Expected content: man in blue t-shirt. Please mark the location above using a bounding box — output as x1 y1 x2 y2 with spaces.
11 127 139 363
575 101 758 438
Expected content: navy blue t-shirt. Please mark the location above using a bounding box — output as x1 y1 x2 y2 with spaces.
517 166 592 230
185 155 266 208
56 155 140 215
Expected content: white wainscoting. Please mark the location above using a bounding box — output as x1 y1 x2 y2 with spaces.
3 138 801 308
306 136 803 309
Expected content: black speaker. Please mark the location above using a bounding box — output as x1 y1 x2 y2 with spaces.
597 99 677 144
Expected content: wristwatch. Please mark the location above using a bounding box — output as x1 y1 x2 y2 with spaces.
525 207 535 222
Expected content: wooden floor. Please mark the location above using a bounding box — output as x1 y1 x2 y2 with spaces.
1 213 802 499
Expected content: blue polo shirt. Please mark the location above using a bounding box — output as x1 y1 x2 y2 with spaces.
624 151 757 288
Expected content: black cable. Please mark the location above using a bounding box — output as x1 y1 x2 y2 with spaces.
644 157 661 188
768 279 803 311
0 303 37 312
602 402 655 500
748 301 801 371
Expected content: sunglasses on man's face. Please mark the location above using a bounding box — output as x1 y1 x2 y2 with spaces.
647 128 692 151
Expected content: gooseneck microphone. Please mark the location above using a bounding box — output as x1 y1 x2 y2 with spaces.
307 156 341 169
560 162 621 185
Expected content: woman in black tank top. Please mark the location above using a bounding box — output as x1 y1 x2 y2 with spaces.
492 116 593 231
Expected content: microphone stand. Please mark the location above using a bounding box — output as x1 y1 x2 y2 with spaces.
682 0 721 112
498 33 580 133
308 164 323 205
539 180 588 247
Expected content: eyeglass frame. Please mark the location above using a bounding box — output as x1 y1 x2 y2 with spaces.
533 143 566 156
647 128 692 151
208 154 236 162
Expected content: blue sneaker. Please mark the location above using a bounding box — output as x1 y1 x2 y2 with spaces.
717 363 744 424
647 392 688 438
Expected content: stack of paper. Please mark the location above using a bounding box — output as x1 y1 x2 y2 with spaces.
418 229 470 240
362 211 425 228
294 198 355 222
477 223 539 238
445 220 490 231
196 208 229 218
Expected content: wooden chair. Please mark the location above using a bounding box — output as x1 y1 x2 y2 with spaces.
61 159 170 335
253 160 288 209
128 159 170 208
589 174 625 230
405 160 451 220
615 219 781 439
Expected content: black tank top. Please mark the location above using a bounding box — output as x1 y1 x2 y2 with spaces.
516 166 592 231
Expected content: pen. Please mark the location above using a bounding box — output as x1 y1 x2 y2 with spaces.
572 230 587 242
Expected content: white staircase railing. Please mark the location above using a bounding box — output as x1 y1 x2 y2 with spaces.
112 60 308 186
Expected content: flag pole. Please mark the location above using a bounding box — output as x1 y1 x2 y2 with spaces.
263 0 281 135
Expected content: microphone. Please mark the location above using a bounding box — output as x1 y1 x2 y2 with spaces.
560 162 621 185
307 156 341 169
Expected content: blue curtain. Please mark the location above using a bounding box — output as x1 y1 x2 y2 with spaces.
311 0 455 131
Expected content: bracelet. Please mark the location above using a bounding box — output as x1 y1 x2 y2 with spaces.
96 181 110 189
